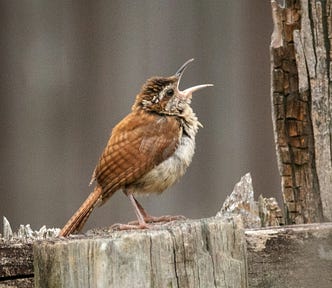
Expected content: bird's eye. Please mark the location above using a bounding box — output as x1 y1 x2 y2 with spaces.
166 88 174 97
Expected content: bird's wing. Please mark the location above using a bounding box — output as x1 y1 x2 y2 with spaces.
93 110 181 200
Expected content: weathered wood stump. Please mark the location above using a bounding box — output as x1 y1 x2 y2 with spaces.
34 216 248 288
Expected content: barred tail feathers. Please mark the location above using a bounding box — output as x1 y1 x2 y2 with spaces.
59 186 103 237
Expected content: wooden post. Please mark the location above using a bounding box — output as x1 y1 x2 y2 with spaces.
270 0 332 224
34 216 248 288
4 219 332 287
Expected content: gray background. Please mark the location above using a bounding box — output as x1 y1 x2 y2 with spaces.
0 1 278 232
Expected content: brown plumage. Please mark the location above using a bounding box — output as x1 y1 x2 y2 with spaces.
60 59 213 236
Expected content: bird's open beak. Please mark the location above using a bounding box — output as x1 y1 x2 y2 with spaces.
175 58 195 79
175 58 213 100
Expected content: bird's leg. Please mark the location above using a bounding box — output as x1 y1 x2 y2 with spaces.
128 194 149 228
132 196 149 218
111 193 150 230
112 192 186 230
128 196 186 225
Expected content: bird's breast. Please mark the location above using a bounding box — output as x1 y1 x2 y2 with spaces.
130 131 196 194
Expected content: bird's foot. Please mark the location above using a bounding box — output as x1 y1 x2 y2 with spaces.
111 215 186 230
128 214 186 225
111 222 151 231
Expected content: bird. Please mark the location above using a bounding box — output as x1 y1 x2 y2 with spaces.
59 59 213 236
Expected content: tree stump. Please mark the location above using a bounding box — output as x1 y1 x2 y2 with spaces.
34 216 247 288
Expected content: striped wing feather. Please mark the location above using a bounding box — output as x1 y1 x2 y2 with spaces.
93 110 181 203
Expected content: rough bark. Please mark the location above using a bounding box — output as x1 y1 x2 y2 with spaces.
34 217 248 288
271 0 332 224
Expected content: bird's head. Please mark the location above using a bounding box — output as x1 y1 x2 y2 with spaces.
134 59 213 115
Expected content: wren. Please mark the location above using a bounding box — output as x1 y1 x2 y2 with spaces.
60 59 213 236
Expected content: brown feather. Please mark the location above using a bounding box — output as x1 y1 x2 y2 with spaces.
93 109 181 203
59 186 103 236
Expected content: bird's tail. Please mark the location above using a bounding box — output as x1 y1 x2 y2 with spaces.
59 186 103 237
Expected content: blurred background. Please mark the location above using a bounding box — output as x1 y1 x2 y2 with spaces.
0 1 279 232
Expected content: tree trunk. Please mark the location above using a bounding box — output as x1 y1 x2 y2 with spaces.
271 0 332 224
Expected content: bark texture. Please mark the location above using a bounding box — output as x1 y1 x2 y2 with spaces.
271 0 332 224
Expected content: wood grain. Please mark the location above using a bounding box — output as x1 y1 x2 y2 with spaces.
34 217 248 288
